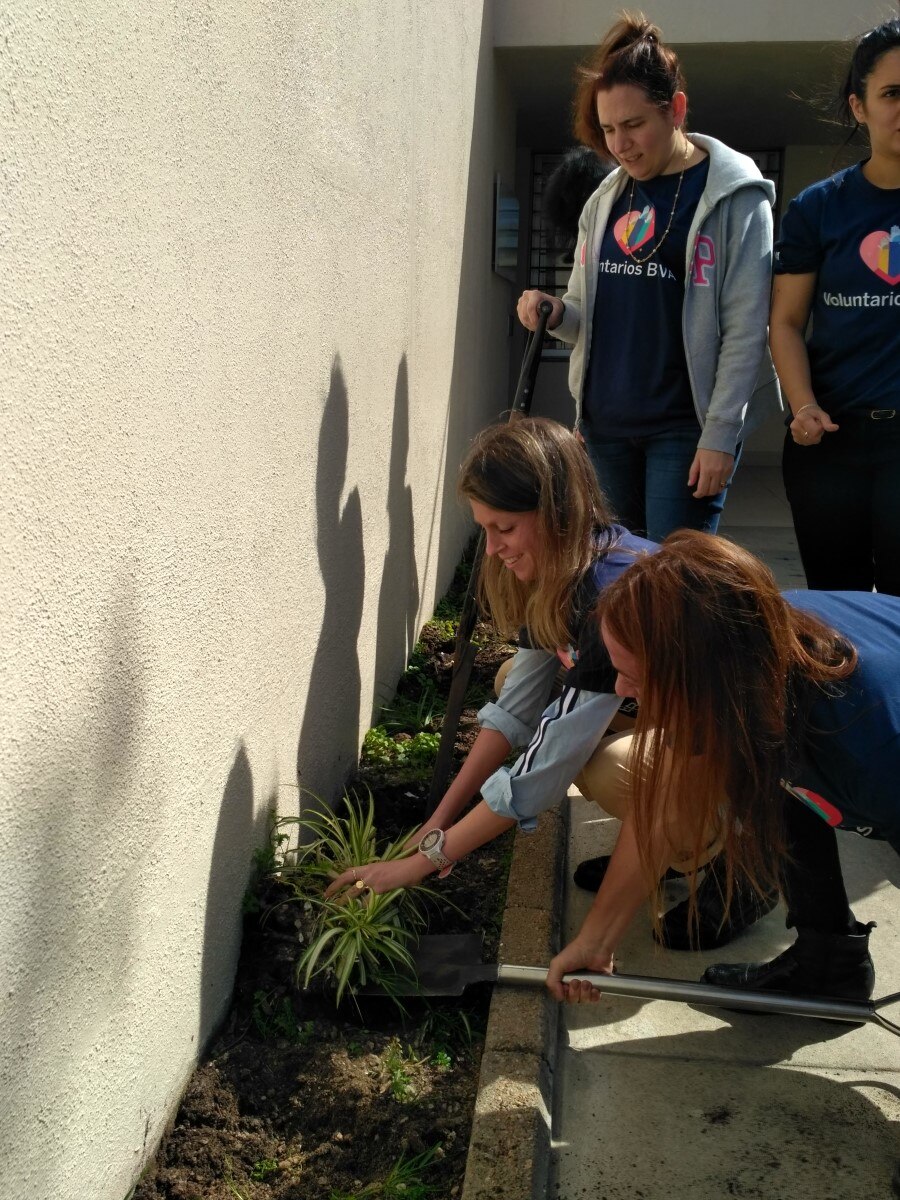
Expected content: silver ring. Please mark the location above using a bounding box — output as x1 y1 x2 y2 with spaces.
351 868 358 881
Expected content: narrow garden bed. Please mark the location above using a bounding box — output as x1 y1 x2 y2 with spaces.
132 557 516 1200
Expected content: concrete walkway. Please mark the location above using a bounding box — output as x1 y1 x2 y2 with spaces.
550 468 900 1199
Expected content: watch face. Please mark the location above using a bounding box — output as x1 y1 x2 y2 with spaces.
420 829 441 852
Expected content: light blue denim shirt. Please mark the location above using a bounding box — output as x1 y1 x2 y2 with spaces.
478 647 620 831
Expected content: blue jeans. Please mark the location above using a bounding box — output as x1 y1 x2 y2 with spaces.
581 428 739 542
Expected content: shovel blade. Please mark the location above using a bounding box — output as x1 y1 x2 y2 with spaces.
409 933 498 996
357 933 497 997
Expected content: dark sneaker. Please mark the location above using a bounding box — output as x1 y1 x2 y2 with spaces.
573 855 680 892
655 858 779 951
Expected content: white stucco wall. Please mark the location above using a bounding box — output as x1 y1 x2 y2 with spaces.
1 3 513 1196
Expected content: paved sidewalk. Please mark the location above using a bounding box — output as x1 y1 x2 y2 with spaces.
549 468 900 1200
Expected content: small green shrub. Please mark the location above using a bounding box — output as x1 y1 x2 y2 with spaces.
384 1038 421 1104
431 1049 452 1071
361 726 440 772
272 792 435 1003
297 889 426 1003
417 1004 477 1053
433 594 463 623
328 1146 439 1198
274 789 410 891
378 681 439 733
423 616 457 643
250 1158 279 1182
251 990 313 1044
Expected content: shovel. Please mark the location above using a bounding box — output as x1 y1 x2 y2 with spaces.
405 934 900 1037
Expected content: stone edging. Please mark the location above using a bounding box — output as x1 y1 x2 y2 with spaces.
460 804 567 1199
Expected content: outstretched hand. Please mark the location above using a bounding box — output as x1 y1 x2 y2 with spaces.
324 853 431 903
545 936 615 1004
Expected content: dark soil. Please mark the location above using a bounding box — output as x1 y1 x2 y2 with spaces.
133 613 515 1200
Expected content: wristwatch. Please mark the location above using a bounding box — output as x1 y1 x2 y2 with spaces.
418 828 455 878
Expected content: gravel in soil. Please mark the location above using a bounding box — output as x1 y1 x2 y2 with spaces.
133 620 515 1200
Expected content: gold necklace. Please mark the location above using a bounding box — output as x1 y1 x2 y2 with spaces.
623 137 691 264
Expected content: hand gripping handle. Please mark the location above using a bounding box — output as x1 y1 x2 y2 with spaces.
496 964 895 1031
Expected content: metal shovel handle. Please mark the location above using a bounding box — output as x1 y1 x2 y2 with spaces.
497 964 899 1033
511 299 554 417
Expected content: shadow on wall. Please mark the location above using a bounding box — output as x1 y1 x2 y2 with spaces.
296 356 364 803
199 742 263 1046
1 575 144 1199
426 14 511 604
372 355 420 718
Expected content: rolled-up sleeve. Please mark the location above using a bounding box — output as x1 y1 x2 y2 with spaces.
477 647 560 747
481 687 621 831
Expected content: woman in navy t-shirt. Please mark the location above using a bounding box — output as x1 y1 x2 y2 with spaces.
545 531 898 1007
772 20 900 595
517 14 779 543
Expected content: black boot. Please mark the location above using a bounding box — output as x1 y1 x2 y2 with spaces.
573 855 680 892
654 857 779 951
701 921 876 1002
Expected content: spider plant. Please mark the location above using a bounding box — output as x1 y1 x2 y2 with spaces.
328 1146 439 1199
271 790 443 1002
297 888 429 1002
273 789 415 894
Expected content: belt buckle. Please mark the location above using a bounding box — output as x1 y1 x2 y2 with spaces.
870 408 896 420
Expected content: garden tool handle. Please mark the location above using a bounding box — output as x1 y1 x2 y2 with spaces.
511 300 554 417
496 964 889 1029
425 296 554 816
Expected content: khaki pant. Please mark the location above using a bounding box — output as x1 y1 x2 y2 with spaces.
576 731 721 874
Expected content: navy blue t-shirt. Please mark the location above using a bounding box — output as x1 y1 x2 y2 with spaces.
582 158 709 438
518 525 657 693
785 590 900 853
774 164 900 414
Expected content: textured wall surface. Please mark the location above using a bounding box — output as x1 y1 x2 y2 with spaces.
0 3 513 1196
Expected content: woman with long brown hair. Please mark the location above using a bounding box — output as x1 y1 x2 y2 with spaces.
518 13 779 542
330 422 774 948
327 418 664 907
548 530 900 1004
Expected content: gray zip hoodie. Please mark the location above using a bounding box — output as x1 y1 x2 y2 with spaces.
553 134 782 454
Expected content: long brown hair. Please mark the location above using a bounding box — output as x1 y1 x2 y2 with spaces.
458 418 615 650
838 19 900 127
573 12 685 159
599 530 857 936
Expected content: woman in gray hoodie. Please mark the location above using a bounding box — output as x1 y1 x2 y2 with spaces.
518 13 780 542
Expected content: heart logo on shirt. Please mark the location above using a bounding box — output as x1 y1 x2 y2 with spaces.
614 207 655 256
859 229 900 285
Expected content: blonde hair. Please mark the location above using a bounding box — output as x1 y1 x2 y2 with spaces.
458 418 615 650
